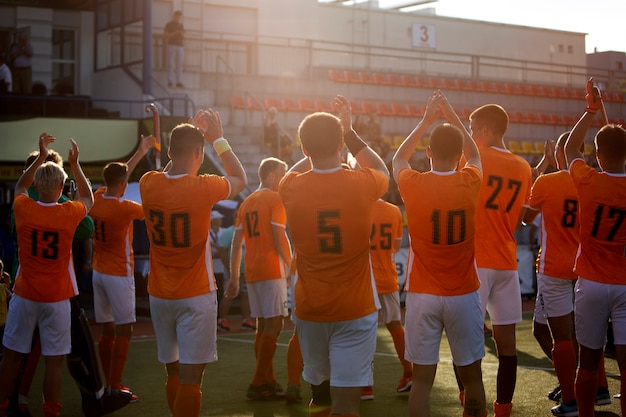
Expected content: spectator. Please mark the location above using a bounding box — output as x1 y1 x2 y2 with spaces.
9 35 32 95
164 11 185 88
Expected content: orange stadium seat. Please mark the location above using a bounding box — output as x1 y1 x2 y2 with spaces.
282 97 300 112
230 95 246 110
427 77 440 89
247 96 264 111
388 73 405 86
376 102 394 117
510 111 523 123
358 71 375 84
392 103 409 117
454 78 469 90
402 75 418 87
361 101 375 115
466 80 481 92
538 112 551 125
570 88 584 100
440 78 455 90
298 98 315 112
344 70 359 83
314 98 331 112
407 103 423 118
535 86 550 97
264 96 284 111
550 113 563 125
350 99 363 114
328 69 345 82
415 76 429 88
523 112 538 124
372 72 391 85
522 84 538 96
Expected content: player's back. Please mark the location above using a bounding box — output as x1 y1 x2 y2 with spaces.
90 188 144 277
529 170 579 278
369 199 403 294
139 171 229 299
475 147 532 270
13 195 85 302
237 188 287 282
569 160 626 284
279 167 388 322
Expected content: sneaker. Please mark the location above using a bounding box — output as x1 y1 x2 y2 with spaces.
596 386 612 406
246 383 281 401
118 385 138 403
218 318 230 331
82 388 132 417
551 400 578 417
360 386 374 401
396 376 412 392
285 384 302 404
241 318 256 330
548 385 562 402
271 382 286 398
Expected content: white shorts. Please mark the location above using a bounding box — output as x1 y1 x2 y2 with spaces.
378 291 401 324
533 273 575 325
150 292 218 364
296 311 378 387
93 270 136 325
248 279 288 319
2 295 71 356
575 277 626 349
477 268 522 325
405 291 485 366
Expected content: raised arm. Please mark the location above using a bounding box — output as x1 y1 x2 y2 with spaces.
436 92 481 172
565 78 600 167
393 92 440 182
532 140 556 182
335 95 389 178
126 134 156 176
16 133 54 196
192 109 248 198
68 138 94 212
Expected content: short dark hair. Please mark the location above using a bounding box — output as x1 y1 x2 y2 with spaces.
470 104 509 136
595 124 626 163
103 162 128 187
258 157 288 181
168 123 204 159
298 112 343 159
429 123 464 160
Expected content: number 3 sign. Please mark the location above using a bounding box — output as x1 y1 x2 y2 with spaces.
412 23 436 49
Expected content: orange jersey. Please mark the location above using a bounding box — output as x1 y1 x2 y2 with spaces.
90 188 145 277
139 171 230 299
369 199 403 294
569 159 626 284
528 170 579 279
475 147 532 270
13 194 86 302
279 167 388 322
236 188 288 282
398 165 482 296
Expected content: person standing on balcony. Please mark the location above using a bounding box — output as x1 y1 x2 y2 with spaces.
9 35 32 95
164 11 185 88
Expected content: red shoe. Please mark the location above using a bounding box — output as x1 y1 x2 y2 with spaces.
360 386 374 400
396 376 412 392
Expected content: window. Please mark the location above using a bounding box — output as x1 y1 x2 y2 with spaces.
617 62 623 71
95 0 144 70
567 45 573 54
52 29 76 94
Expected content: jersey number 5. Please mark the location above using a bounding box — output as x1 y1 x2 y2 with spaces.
318 210 342 254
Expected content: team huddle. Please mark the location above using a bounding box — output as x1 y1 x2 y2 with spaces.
0 78 625 417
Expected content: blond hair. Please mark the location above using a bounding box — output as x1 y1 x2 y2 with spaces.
34 161 68 193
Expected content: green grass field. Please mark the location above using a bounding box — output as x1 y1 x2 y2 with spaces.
24 312 621 416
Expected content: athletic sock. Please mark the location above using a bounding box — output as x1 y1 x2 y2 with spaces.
575 367 597 417
496 355 517 405
98 335 115 386
109 336 130 388
166 375 180 413
42 401 62 417
389 326 412 376
309 401 332 417
493 400 512 417
173 384 201 417
287 333 303 386
252 333 277 387
552 340 577 403
597 352 608 389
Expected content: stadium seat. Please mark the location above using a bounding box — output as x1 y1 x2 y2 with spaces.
466 80 480 92
376 102 394 117
510 111 524 123
381 135 393 148
538 112 551 125
504 83 524 95
358 71 375 84
440 78 455 90
535 86 550 97
361 101 375 115
372 72 391 85
392 135 405 150
591 117 604 128
282 97 300 112
558 87 572 99
422 136 430 148
522 84 538 96
521 141 539 154
230 95 246 110
584 143 594 156
328 69 346 83
392 103 409 117
570 88 584 100
427 77 440 89
523 112 538 124
264 96 284 111
547 87 560 98
402 75 418 87
493 82 507 94
388 73 405 86
343 70 360 83
460 108 472 120
298 98 315 112
508 140 522 154
415 76 429 88
247 96 264 111
614 92 625 103
550 113 563 125
454 78 470 90
314 98 331 112
601 90 614 102
479 81 496 93
534 141 545 154
350 99 363 114
414 136 426 150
